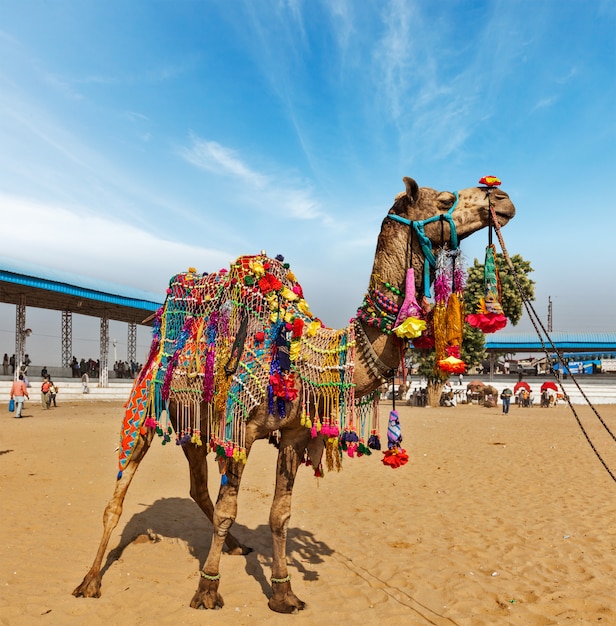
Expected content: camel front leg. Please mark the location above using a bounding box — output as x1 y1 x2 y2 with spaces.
73 430 154 598
182 442 251 556
268 429 307 614
189 454 249 610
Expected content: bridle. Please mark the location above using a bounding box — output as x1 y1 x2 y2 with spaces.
385 190 460 296
353 190 461 381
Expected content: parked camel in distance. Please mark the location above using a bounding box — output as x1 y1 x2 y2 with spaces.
73 176 515 613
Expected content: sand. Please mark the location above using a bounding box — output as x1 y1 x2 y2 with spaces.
1 400 615 625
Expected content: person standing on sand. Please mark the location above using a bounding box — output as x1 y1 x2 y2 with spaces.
49 380 58 407
500 387 513 414
41 378 51 409
82 372 89 394
10 374 29 418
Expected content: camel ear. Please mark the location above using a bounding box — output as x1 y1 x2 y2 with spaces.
403 177 419 205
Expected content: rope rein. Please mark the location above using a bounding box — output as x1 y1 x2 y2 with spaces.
486 192 616 484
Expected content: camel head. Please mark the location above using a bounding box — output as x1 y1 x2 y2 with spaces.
390 176 516 243
372 176 516 291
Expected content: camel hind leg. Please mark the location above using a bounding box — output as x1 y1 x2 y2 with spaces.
73 429 154 598
182 442 251 556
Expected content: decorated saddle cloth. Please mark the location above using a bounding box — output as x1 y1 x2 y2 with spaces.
117 254 380 478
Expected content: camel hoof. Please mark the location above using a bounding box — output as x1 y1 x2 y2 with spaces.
190 577 224 610
268 581 305 614
72 572 102 598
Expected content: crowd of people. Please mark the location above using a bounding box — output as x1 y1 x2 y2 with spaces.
70 357 100 379
113 360 140 379
6 354 143 418
3 352 31 376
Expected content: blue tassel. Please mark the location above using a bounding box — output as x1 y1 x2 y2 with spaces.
221 474 228 486
117 470 123 480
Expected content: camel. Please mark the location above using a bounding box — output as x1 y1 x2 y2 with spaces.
73 176 515 613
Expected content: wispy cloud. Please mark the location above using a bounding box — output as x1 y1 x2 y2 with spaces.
180 137 269 188
179 135 335 225
374 0 420 124
531 96 558 113
554 65 579 84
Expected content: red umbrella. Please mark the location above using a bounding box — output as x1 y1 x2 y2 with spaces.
514 381 531 394
541 381 558 392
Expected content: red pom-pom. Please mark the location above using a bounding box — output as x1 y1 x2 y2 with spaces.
381 447 409 468
465 312 507 333
293 318 304 338
478 175 501 187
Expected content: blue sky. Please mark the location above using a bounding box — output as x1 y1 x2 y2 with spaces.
1 0 615 366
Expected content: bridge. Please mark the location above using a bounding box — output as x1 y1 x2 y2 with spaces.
485 332 616 355
0 257 163 385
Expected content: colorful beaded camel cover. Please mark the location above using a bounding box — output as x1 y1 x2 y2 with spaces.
117 254 380 478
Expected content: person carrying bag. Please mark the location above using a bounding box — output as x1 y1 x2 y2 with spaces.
10 374 29 418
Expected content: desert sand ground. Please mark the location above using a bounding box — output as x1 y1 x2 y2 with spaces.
1 399 615 625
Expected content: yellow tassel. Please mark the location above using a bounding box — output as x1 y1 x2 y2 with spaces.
249 259 265 276
307 320 320 336
433 303 448 362
298 299 313 317
289 341 301 361
280 286 298 302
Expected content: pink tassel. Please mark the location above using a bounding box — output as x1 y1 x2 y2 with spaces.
395 268 423 326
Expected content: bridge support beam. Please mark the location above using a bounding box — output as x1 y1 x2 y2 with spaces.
61 310 72 368
99 316 109 387
127 322 137 368
14 296 26 377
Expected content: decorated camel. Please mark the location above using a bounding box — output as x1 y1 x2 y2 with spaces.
73 176 515 613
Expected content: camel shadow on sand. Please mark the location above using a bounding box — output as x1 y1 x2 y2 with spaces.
101 496 333 595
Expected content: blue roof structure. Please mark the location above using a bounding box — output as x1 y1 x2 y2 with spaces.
0 256 164 325
485 332 616 353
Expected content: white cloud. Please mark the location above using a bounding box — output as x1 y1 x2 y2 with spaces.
0 193 232 294
179 135 337 226
531 96 558 113
180 137 269 188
